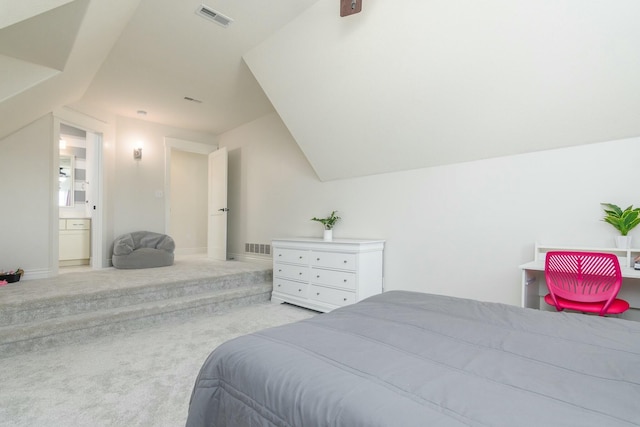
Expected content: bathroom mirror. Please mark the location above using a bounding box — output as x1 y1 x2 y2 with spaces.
59 155 74 207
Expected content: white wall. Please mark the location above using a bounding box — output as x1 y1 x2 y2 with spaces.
221 112 640 306
0 112 216 275
0 115 54 277
113 116 216 240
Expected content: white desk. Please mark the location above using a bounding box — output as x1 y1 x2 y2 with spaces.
519 244 640 321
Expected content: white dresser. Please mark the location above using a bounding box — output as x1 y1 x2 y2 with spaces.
271 238 385 312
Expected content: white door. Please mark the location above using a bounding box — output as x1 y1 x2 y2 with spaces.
208 147 228 260
85 131 103 268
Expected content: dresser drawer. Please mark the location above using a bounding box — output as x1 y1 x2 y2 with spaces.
65 219 90 230
309 285 355 307
273 248 308 265
274 278 308 298
274 263 309 281
311 268 356 290
311 251 357 271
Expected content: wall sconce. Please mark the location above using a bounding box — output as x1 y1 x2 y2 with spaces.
133 141 143 161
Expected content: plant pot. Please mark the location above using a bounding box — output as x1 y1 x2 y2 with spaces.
615 235 632 249
323 229 333 242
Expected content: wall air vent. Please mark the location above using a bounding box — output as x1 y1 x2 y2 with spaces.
245 243 271 255
196 4 233 28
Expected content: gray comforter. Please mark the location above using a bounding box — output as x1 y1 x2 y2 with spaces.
186 291 640 426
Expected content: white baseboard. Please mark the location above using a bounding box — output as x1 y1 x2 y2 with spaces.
228 252 271 265
174 247 207 256
22 268 54 280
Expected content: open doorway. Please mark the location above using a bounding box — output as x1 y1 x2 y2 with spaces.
169 149 208 255
163 138 222 258
58 122 103 271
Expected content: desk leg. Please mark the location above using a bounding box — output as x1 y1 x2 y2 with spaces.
522 269 540 309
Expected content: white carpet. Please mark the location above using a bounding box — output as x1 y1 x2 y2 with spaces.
2 255 272 305
0 302 317 427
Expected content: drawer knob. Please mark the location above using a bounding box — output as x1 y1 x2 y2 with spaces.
278 269 282 272
316 275 320 278
298 289 302 292
278 284 281 287
299 256 303 259
278 254 282 257
343 279 347 283
316 292 320 296
299 272 303 275
343 298 347 301
317 258 320 261
343 260 347 264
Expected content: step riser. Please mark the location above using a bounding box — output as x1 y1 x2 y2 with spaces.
0 270 272 327
0 288 272 359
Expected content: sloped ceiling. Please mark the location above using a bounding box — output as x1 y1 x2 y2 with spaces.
0 0 71 28
0 0 142 139
0 0 88 103
70 0 321 134
0 0 320 140
0 0 87 71
2 0 639 182
245 0 640 181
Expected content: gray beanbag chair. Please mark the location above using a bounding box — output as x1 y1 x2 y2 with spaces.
112 231 175 269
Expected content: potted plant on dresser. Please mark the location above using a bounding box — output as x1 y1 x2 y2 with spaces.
311 211 341 241
601 203 640 248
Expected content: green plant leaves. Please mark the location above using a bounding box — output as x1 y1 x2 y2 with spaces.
311 210 341 230
601 202 640 236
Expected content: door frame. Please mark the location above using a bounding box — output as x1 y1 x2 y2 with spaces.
53 111 108 272
163 137 218 247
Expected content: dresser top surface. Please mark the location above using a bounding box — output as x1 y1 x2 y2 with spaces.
273 237 385 245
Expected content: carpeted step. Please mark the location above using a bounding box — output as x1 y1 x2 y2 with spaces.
0 282 272 358
0 270 271 328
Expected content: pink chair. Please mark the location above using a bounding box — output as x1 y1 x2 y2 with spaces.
544 251 630 316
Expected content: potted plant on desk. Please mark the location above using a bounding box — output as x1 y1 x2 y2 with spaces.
601 203 640 248
311 211 341 241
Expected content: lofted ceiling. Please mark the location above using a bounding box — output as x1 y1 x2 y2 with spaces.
70 0 320 134
0 0 319 139
2 0 639 182
0 0 143 139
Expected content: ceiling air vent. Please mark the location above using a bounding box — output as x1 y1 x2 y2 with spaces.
196 4 233 28
184 96 203 104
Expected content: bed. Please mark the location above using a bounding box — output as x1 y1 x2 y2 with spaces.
185 291 640 427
